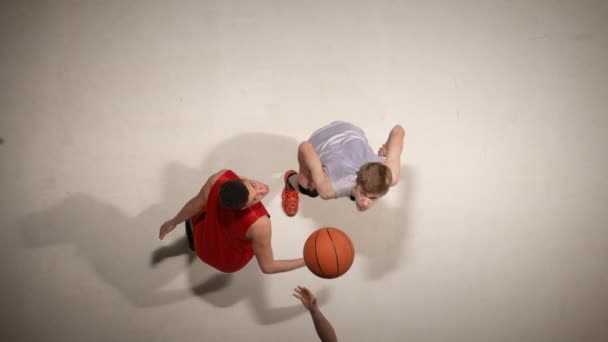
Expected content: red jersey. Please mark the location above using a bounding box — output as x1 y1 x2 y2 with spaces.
192 170 269 273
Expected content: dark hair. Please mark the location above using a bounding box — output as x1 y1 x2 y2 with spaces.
356 162 392 196
219 180 249 209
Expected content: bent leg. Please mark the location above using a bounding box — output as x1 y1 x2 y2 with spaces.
297 142 315 190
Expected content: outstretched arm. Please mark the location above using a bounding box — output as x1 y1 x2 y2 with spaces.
293 286 338 342
298 142 336 200
158 169 226 239
378 125 405 186
248 216 306 274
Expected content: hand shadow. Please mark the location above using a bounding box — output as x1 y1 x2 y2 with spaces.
149 228 330 325
187 259 331 325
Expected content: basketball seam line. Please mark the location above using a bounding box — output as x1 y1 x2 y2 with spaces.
314 230 325 277
326 228 340 276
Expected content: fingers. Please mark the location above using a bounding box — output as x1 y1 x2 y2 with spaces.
301 286 313 296
159 222 176 240
293 288 307 304
293 286 309 296
294 286 314 303
159 224 172 240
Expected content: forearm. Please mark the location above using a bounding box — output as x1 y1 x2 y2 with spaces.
385 125 405 186
263 258 306 274
170 197 205 225
386 126 404 157
387 124 404 141
310 308 338 342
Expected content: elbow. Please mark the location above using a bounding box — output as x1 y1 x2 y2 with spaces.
259 263 277 274
390 171 400 187
317 185 334 200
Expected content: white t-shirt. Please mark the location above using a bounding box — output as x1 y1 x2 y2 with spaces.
308 121 383 198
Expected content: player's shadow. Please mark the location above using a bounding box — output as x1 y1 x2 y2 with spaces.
19 194 230 307
17 133 321 325
200 133 413 281
18 132 405 324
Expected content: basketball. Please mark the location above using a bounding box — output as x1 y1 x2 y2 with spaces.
303 227 355 279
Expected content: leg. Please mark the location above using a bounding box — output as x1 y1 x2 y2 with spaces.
287 142 318 197
296 141 315 191
186 211 205 252
185 218 195 251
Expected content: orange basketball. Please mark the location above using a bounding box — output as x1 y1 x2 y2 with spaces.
303 227 355 279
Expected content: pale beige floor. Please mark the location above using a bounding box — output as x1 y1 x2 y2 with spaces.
1 1 607 342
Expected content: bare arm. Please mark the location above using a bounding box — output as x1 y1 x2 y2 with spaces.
379 125 405 186
247 216 306 274
293 286 338 342
158 169 226 239
310 308 338 342
298 141 336 200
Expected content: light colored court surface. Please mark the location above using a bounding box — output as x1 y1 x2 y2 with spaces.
1 1 607 341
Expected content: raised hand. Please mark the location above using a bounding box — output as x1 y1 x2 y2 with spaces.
293 285 319 312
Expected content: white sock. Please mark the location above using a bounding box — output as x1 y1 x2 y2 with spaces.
287 173 298 189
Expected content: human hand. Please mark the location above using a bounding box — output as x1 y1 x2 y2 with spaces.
159 220 176 240
293 285 319 312
378 143 388 158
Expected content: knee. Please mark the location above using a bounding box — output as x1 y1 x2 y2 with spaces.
319 192 332 200
298 141 312 154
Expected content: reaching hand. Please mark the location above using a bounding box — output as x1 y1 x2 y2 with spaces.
293 286 319 312
159 220 176 240
378 143 388 158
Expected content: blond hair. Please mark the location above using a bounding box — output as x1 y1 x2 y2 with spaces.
356 162 392 196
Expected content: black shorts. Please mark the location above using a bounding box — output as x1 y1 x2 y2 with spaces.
185 212 206 252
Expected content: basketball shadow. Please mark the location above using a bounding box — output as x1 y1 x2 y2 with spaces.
200 133 413 281
298 165 414 281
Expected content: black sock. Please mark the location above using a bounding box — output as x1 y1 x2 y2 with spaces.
298 184 319 198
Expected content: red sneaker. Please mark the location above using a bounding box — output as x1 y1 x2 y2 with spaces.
282 170 299 217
